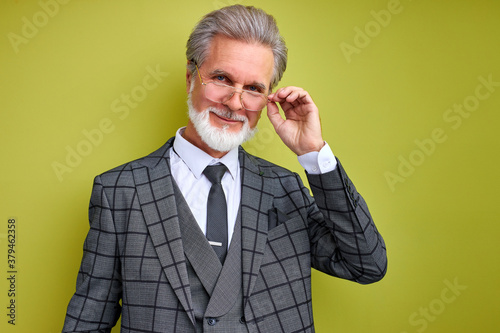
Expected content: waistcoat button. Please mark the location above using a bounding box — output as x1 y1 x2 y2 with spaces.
207 318 217 326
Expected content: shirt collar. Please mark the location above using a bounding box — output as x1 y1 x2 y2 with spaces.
173 127 239 180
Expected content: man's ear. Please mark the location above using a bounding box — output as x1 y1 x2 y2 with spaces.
186 62 193 94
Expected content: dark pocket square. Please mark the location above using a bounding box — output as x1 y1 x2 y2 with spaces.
268 207 290 230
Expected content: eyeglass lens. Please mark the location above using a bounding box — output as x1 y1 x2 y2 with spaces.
204 82 267 111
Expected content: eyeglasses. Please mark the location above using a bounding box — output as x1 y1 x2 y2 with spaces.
195 64 269 112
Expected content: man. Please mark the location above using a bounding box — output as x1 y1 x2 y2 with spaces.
63 5 387 333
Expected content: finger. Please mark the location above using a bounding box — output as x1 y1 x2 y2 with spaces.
289 90 315 106
266 101 285 129
279 88 312 106
270 87 298 103
269 87 316 114
281 93 307 112
268 91 286 103
277 87 298 100
279 101 296 113
268 90 290 111
285 91 303 104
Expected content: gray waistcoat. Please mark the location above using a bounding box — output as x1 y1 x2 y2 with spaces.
174 182 249 333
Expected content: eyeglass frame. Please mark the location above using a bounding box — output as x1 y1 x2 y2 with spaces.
193 63 270 112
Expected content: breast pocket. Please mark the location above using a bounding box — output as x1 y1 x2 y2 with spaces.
262 215 311 281
250 215 312 322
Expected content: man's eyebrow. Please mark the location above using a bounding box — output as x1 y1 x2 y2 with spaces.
207 69 231 79
207 69 268 92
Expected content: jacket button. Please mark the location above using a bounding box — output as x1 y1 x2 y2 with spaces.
207 318 217 326
240 316 246 324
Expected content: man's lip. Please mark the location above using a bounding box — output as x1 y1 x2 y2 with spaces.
212 112 242 123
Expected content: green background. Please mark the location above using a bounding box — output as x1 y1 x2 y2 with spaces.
1 0 499 332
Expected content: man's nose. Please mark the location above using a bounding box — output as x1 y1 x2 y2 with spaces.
223 90 244 111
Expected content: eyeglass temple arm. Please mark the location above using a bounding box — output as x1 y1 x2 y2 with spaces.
193 61 204 84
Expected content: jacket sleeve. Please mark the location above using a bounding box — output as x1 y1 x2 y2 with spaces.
304 159 387 284
62 176 122 332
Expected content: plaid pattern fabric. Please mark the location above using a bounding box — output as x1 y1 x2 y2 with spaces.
63 137 387 333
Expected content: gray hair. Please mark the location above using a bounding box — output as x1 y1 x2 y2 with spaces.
186 5 287 90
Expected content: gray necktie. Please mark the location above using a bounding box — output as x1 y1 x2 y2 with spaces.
203 164 228 263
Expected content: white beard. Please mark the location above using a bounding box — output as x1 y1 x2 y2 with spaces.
187 91 257 153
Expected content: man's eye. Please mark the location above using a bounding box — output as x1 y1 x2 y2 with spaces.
247 86 261 93
215 75 226 81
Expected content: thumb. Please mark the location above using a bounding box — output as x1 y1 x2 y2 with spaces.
266 101 285 130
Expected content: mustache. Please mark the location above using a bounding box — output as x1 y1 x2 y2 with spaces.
207 107 248 123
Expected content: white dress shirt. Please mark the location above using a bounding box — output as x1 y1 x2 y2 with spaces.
169 127 337 248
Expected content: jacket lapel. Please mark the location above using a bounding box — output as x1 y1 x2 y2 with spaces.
238 149 275 306
131 138 195 326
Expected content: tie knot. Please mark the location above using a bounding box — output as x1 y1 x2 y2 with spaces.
203 164 227 184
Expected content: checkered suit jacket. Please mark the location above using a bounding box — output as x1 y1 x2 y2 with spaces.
63 137 387 333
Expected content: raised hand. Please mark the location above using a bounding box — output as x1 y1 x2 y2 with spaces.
267 86 325 156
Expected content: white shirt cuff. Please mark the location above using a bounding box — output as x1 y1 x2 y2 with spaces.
297 142 337 174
